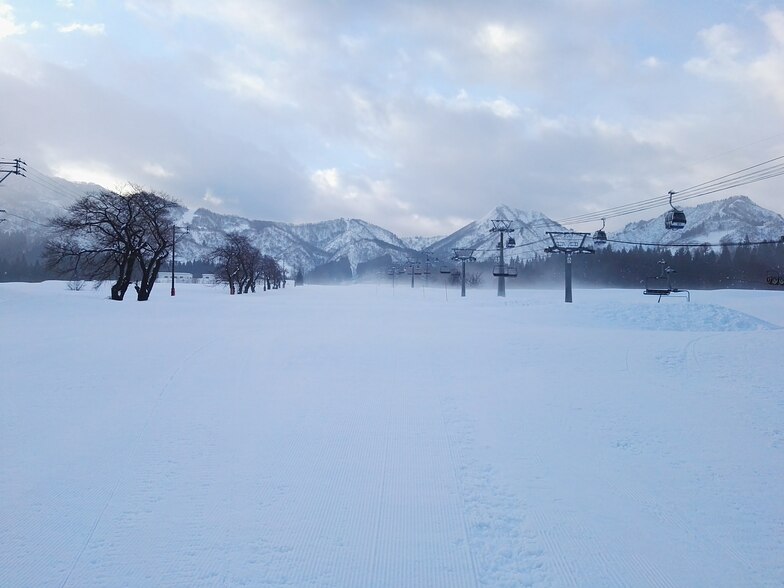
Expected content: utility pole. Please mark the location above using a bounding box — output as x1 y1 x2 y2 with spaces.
0 159 26 233
451 248 476 297
0 158 26 185
489 219 517 297
171 224 190 296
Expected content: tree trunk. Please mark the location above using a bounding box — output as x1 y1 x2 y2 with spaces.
136 255 165 301
111 282 125 300
110 254 136 300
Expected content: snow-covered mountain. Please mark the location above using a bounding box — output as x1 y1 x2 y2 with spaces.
178 208 416 274
427 204 565 262
3 170 784 276
609 195 784 248
402 235 443 251
0 174 418 273
0 174 99 262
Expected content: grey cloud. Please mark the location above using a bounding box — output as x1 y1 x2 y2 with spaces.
3 1 784 238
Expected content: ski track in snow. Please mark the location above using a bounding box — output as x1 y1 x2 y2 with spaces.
1 283 783 587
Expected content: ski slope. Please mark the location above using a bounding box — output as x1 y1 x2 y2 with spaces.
1 281 783 587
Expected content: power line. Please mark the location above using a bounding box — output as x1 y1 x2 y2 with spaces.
604 237 784 249
24 165 96 205
531 155 784 228
2 210 50 227
473 236 550 253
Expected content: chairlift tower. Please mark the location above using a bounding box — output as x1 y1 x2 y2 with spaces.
405 258 423 288
386 263 405 290
423 251 438 287
545 231 594 303
451 248 476 297
490 219 516 297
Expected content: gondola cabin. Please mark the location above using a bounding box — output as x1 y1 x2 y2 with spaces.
665 209 687 229
506 237 516 247
592 219 607 245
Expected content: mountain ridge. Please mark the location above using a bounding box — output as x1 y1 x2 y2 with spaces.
2 173 783 276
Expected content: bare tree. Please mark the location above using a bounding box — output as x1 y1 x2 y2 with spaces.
132 190 178 301
210 232 281 295
211 232 255 294
260 255 284 290
45 188 178 301
210 236 241 294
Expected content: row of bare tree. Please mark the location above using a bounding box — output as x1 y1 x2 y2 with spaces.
45 188 285 300
210 233 285 294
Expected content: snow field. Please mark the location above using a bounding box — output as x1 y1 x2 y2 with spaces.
1 281 782 587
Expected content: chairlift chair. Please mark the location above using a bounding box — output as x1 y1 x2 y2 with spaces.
439 265 452 274
493 264 518 277
664 190 687 230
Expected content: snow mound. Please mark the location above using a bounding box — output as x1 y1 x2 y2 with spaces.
591 302 779 332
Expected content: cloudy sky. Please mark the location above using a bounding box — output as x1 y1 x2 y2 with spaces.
1 1 783 235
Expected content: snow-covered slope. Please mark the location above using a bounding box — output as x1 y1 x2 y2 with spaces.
180 209 416 274
2 282 783 586
0 175 100 262
428 204 564 262
403 235 444 251
611 195 784 247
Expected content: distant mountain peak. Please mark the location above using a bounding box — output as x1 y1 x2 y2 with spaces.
612 194 784 247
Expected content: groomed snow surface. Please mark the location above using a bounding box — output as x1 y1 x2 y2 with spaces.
1 281 783 587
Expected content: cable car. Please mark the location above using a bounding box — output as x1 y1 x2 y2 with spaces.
506 237 516 248
592 218 607 245
665 190 686 230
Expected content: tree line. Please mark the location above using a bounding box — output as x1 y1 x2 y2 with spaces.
209 232 285 294
504 240 784 290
